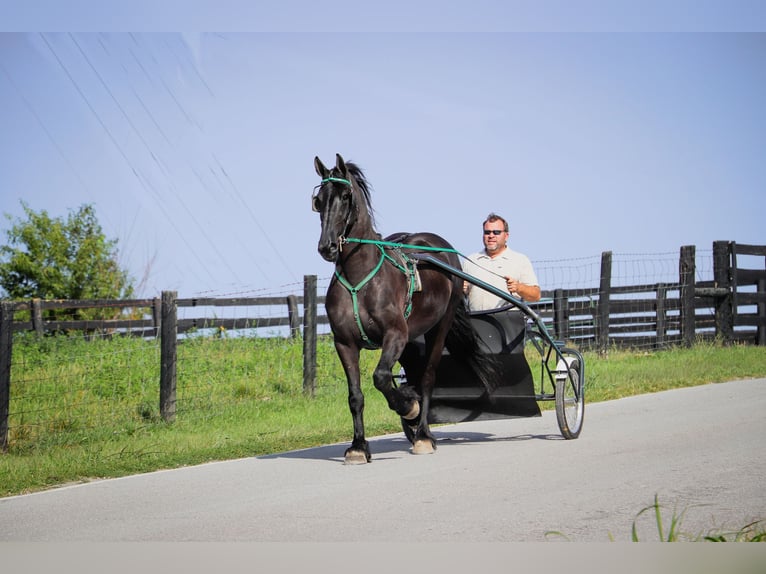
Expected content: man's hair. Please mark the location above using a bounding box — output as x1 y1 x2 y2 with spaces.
483 212 508 232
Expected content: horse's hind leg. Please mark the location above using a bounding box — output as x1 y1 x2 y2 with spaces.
410 320 454 455
410 367 437 454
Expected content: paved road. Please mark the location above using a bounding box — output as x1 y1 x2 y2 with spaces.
2 378 764 542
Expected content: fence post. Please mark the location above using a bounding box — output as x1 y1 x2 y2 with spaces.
152 296 161 339
553 288 568 342
596 251 612 355
679 245 696 347
160 290 177 422
758 278 766 346
287 294 300 339
303 275 317 397
656 283 667 350
0 301 13 452
713 240 734 344
31 298 44 337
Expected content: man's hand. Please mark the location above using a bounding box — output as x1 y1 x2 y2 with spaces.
505 276 541 302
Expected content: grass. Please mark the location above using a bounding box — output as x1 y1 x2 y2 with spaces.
629 494 766 542
546 494 766 542
1 333 765 498
547 494 766 542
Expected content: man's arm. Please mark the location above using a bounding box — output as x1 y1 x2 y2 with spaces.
505 277 541 302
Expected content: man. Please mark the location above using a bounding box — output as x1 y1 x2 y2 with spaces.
463 212 541 311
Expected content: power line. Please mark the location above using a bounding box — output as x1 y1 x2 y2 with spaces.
100 35 174 148
143 33 299 283
120 33 293 285
38 33 217 286
188 165 271 282
164 35 215 98
212 153 300 282
68 33 243 284
114 34 272 284
0 59 104 221
37 33 300 290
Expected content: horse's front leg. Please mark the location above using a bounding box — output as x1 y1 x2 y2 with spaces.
373 331 421 424
335 342 370 464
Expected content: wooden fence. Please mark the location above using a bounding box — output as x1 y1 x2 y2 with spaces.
531 241 766 352
1 240 764 450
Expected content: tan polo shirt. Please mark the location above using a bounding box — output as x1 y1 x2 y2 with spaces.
463 248 539 311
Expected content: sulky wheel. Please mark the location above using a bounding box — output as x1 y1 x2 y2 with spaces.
555 355 584 439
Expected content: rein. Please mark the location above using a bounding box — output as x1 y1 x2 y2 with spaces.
342 237 462 256
345 238 510 282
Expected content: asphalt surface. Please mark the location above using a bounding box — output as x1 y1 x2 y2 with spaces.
1 378 764 542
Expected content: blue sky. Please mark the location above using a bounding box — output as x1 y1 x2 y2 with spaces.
1 5 765 297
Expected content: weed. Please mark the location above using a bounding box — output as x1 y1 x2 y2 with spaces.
631 494 695 541
547 495 766 542
629 495 765 542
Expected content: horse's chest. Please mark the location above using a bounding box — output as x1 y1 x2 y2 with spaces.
326 279 404 343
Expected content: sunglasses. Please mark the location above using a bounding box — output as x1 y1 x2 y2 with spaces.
483 229 505 236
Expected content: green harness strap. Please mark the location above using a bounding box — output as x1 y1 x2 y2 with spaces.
334 246 386 348
344 237 462 256
335 238 442 349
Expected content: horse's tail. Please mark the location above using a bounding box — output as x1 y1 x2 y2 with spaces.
444 299 502 394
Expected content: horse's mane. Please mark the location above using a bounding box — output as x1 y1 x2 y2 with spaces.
345 161 377 227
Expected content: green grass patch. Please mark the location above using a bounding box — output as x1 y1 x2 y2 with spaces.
1 334 764 497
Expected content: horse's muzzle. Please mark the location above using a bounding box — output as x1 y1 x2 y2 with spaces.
318 241 339 262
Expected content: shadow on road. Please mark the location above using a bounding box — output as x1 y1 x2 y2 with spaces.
257 429 563 462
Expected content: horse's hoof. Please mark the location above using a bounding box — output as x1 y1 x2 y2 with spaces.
411 439 435 455
402 400 420 420
344 450 370 465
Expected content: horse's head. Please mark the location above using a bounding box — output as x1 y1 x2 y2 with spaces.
312 153 358 262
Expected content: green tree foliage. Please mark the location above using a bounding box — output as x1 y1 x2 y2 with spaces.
0 202 135 302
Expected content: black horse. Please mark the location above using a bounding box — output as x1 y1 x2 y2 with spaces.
312 153 499 463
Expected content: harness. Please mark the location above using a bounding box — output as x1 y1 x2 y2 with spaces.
333 240 419 349
335 237 460 349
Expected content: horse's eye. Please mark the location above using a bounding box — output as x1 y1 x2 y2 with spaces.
311 194 321 212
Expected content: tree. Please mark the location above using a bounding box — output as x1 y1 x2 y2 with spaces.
0 202 134 302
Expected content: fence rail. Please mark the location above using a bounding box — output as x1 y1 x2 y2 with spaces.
1 240 764 451
8 294 332 339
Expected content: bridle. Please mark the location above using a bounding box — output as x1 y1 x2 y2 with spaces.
311 176 353 212
312 175 356 250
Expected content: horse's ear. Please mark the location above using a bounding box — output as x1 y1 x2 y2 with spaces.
314 156 329 178
335 153 347 176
